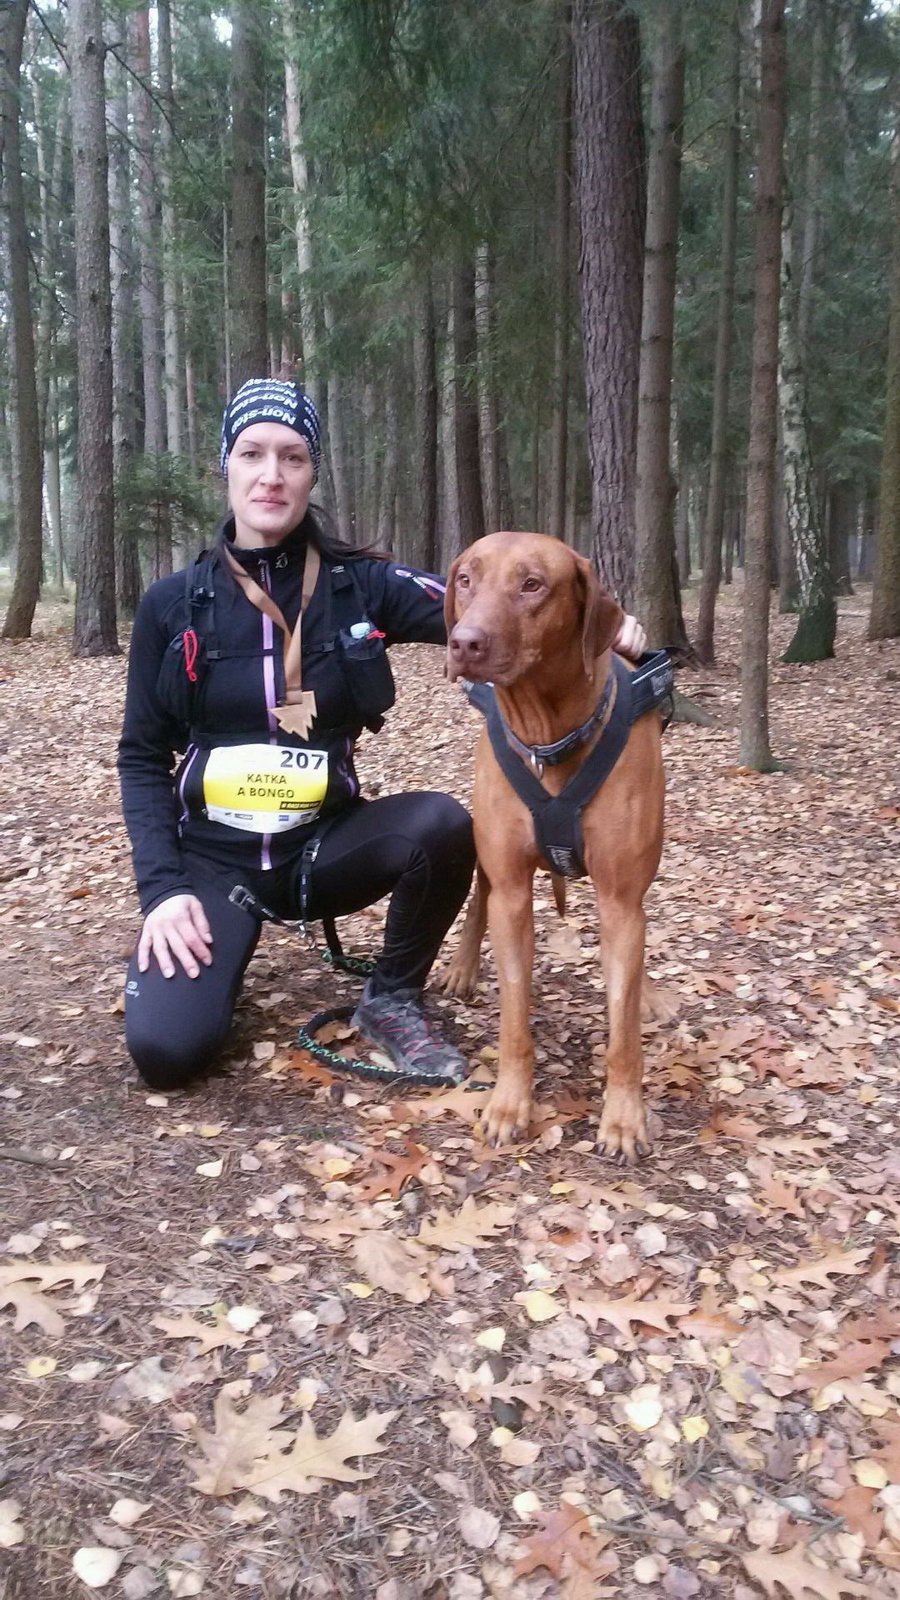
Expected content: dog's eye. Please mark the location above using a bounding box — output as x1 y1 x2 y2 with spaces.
456 571 471 589
521 576 543 594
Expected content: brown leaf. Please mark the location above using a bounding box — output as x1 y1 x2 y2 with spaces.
567 1290 691 1341
152 1312 248 1357
0 1283 65 1336
750 1159 806 1220
773 1245 871 1294
351 1232 431 1303
236 1408 396 1502
418 1196 515 1251
741 1544 869 1598
356 1140 430 1203
795 1338 892 1391
821 1484 884 1549
190 1389 291 1497
514 1500 615 1589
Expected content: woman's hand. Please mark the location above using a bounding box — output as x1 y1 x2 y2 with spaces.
138 894 213 980
614 613 646 661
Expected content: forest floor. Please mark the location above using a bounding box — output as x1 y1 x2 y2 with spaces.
0 580 899 1600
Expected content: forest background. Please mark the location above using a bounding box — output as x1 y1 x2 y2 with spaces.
0 0 899 774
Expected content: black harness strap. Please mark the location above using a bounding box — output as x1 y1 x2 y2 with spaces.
465 651 673 881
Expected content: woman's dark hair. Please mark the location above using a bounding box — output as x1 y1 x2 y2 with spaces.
304 502 391 563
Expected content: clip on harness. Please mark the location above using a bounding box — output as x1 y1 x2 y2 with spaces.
228 834 463 1088
465 651 674 881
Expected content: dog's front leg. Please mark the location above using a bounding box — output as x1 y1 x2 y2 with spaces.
442 863 489 998
483 880 535 1145
594 897 651 1162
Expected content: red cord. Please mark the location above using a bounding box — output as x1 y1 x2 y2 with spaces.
183 628 199 683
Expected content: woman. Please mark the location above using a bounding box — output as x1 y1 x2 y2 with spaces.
118 378 645 1092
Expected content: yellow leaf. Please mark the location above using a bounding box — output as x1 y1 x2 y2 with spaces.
855 1458 888 1489
475 1326 506 1352
72 1547 124 1588
623 1383 663 1432
682 1415 709 1443
515 1289 560 1323
513 1490 542 1520
344 1281 375 1299
26 1356 57 1379
500 1436 541 1467
195 1159 223 1178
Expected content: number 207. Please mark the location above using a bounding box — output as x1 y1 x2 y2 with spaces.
280 749 325 771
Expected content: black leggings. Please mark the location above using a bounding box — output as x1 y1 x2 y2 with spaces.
125 792 475 1092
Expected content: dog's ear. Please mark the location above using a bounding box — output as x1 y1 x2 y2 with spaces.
444 555 462 636
574 554 624 677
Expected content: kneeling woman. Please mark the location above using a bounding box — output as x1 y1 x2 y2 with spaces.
118 379 643 1092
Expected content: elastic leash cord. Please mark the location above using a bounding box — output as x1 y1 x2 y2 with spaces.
228 883 463 1087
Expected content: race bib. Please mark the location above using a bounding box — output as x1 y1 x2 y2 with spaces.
203 744 328 834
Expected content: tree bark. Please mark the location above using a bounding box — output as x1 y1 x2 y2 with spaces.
284 0 316 383
130 8 164 458
572 0 645 604
107 45 141 614
453 261 486 549
158 0 183 458
475 242 502 533
739 0 786 768
70 0 119 656
230 1 268 386
549 3 572 543
779 203 835 662
695 4 741 665
410 271 438 572
376 375 399 552
323 298 354 536
869 118 900 639
633 1 688 651
1 0 44 640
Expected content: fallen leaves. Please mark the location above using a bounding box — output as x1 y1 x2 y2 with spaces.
190 1386 396 1502
742 1544 870 1598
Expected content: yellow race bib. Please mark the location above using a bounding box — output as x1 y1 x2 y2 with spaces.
203 744 328 834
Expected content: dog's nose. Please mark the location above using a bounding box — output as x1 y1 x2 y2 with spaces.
449 624 490 666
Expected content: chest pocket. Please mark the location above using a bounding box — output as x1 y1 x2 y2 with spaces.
322 565 396 732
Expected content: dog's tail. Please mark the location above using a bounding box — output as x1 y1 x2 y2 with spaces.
551 873 567 919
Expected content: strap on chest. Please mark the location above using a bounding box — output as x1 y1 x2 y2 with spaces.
466 651 673 880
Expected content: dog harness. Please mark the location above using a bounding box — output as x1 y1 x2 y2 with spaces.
464 651 674 880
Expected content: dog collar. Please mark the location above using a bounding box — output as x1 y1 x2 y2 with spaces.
497 669 617 777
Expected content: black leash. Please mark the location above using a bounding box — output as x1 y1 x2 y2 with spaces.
227 882 464 1087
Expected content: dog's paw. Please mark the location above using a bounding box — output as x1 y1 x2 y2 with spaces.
596 1094 652 1164
482 1083 532 1147
440 953 481 999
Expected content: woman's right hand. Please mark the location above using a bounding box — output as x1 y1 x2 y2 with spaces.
138 894 214 979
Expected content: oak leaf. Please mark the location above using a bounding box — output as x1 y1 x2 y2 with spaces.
190 1389 290 1496
152 1312 249 1357
567 1290 690 1341
795 1338 892 1391
0 1282 65 1336
351 1232 431 1303
418 1196 515 1250
235 1407 396 1502
741 1545 869 1598
356 1140 430 1203
514 1500 616 1593
773 1245 871 1294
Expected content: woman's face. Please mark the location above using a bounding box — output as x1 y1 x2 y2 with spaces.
227 422 315 548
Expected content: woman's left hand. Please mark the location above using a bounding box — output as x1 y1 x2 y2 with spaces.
614 613 646 661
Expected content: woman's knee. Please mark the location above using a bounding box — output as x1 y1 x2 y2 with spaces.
126 1014 227 1091
415 792 476 862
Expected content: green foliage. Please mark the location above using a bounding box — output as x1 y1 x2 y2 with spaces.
115 454 223 557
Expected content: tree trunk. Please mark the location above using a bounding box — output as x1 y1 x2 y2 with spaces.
549 3 572 542
410 271 438 572
158 0 183 458
453 261 486 549
130 8 164 458
46 363 64 587
475 242 502 533
70 0 118 656
1 0 44 640
572 0 645 604
376 377 399 552
107 45 141 614
230 1 268 386
31 70 66 447
323 298 354 536
779 205 835 662
869 118 900 639
284 0 316 383
797 0 826 355
739 0 786 769
695 4 741 665
633 2 688 652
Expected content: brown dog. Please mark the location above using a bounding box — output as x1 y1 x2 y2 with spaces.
443 531 670 1161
